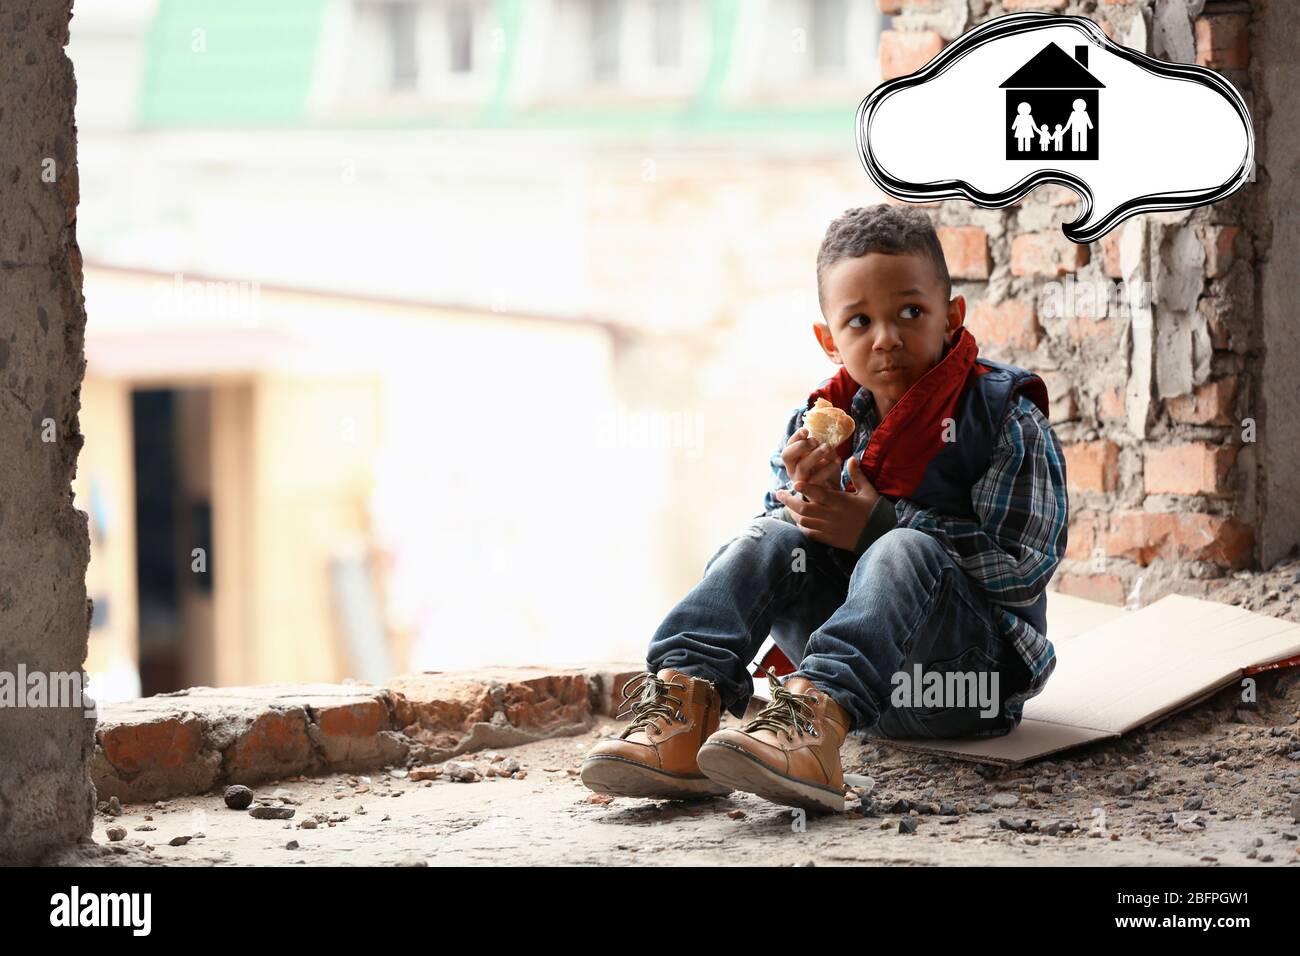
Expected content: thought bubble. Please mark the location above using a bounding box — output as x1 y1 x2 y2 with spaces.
857 13 1254 243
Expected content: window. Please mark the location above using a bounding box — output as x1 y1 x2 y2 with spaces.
387 1 419 90
810 0 847 76
651 0 683 70
738 0 886 100
447 0 473 74
590 0 623 84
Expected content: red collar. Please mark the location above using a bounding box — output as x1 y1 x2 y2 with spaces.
808 326 986 497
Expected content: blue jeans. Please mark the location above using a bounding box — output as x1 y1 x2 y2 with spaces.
645 516 1032 739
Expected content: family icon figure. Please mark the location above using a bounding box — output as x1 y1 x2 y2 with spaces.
1011 99 1093 153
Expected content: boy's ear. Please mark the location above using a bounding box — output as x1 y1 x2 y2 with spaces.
947 294 966 333
812 321 842 363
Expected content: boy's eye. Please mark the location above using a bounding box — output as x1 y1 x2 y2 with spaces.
900 305 922 319
848 314 869 328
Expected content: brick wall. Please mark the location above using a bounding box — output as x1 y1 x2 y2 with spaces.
877 0 1271 606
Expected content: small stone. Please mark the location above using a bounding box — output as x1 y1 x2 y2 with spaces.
999 817 1032 833
285 840 300 850
843 773 876 791
1183 794 1204 811
300 819 318 830
389 768 409 779
134 824 155 832
727 810 746 820
248 804 295 820
105 797 122 817
105 826 127 842
1290 795 1300 823
224 785 254 810
444 762 481 783
168 836 191 847
991 793 1020 809
586 793 615 805
1105 773 1136 796
898 817 918 834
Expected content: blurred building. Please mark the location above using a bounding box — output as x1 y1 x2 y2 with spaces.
68 0 889 699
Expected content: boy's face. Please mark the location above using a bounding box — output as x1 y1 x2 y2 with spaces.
814 251 965 409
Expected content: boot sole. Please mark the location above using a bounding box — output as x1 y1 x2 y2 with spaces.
696 741 845 813
580 755 732 799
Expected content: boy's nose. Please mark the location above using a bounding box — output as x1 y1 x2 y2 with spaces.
873 323 904 349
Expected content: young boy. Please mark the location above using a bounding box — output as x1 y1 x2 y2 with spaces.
581 205 1068 812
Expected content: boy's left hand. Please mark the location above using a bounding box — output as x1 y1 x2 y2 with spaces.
776 457 880 551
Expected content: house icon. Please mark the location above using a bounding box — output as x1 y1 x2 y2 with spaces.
1000 42 1104 160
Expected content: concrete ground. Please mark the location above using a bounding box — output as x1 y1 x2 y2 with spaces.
57 669 1300 867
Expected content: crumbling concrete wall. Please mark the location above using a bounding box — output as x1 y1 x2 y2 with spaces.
880 0 1288 605
1252 0 1300 568
0 0 93 864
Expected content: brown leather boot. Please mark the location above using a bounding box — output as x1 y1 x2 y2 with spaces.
580 668 732 799
696 668 851 812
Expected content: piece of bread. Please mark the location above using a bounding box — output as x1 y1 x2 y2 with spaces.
803 398 855 447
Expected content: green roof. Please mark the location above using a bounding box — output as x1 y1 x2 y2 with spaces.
138 0 329 126
136 0 858 135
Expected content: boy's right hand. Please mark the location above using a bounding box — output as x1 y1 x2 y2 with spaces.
781 427 842 490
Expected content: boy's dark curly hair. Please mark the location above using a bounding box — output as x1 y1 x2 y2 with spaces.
816 204 952 311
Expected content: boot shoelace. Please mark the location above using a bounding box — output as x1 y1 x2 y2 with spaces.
743 667 819 742
615 672 687 739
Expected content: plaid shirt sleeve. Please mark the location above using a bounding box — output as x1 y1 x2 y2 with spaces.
892 393 1068 607
757 403 807 518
